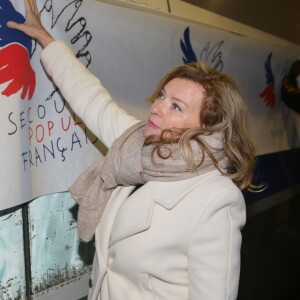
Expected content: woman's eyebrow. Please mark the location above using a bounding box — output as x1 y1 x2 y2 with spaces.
172 96 189 108
163 87 188 107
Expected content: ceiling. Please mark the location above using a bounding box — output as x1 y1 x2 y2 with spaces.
182 0 300 46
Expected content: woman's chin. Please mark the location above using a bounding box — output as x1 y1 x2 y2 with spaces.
143 126 161 138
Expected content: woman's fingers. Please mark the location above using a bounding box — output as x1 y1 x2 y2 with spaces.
29 0 39 15
7 0 54 48
7 0 40 35
6 21 24 31
24 0 40 19
24 0 34 16
32 0 39 14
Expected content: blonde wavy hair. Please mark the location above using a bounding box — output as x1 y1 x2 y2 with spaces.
145 62 256 191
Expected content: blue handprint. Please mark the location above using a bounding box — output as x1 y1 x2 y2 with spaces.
0 0 36 100
0 0 31 53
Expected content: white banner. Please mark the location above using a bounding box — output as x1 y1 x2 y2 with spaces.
0 0 299 210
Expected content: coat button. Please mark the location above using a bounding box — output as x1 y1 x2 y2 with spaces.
89 278 93 288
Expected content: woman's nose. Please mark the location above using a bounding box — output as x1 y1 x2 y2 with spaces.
151 100 164 117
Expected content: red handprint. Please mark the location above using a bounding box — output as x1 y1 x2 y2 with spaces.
259 84 275 107
0 43 36 100
260 52 276 108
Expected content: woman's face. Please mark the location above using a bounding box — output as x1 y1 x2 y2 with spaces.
144 77 204 137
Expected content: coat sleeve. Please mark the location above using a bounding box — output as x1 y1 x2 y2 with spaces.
40 40 139 148
187 188 246 300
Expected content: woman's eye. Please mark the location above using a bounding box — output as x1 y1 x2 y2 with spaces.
158 91 165 100
172 103 182 112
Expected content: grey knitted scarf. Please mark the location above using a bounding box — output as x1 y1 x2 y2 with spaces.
69 121 226 242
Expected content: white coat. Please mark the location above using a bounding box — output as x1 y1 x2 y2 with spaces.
41 41 246 300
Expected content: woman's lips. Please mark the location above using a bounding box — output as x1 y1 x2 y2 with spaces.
147 119 159 129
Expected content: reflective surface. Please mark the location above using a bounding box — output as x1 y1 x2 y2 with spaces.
0 206 25 299
29 193 94 294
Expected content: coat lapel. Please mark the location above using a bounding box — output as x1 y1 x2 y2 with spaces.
108 184 156 248
108 174 210 248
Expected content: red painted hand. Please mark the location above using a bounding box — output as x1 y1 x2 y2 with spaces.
260 84 275 107
0 43 36 100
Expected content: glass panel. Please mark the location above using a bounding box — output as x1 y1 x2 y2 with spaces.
0 206 26 299
29 192 94 294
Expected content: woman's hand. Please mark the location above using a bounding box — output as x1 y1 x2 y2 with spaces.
7 0 54 48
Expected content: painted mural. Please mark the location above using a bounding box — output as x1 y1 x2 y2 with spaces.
0 0 299 299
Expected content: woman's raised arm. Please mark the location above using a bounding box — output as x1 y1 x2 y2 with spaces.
7 0 139 147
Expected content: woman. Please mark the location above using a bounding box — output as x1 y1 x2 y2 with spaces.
8 1 256 299
281 60 300 114
281 60 300 147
